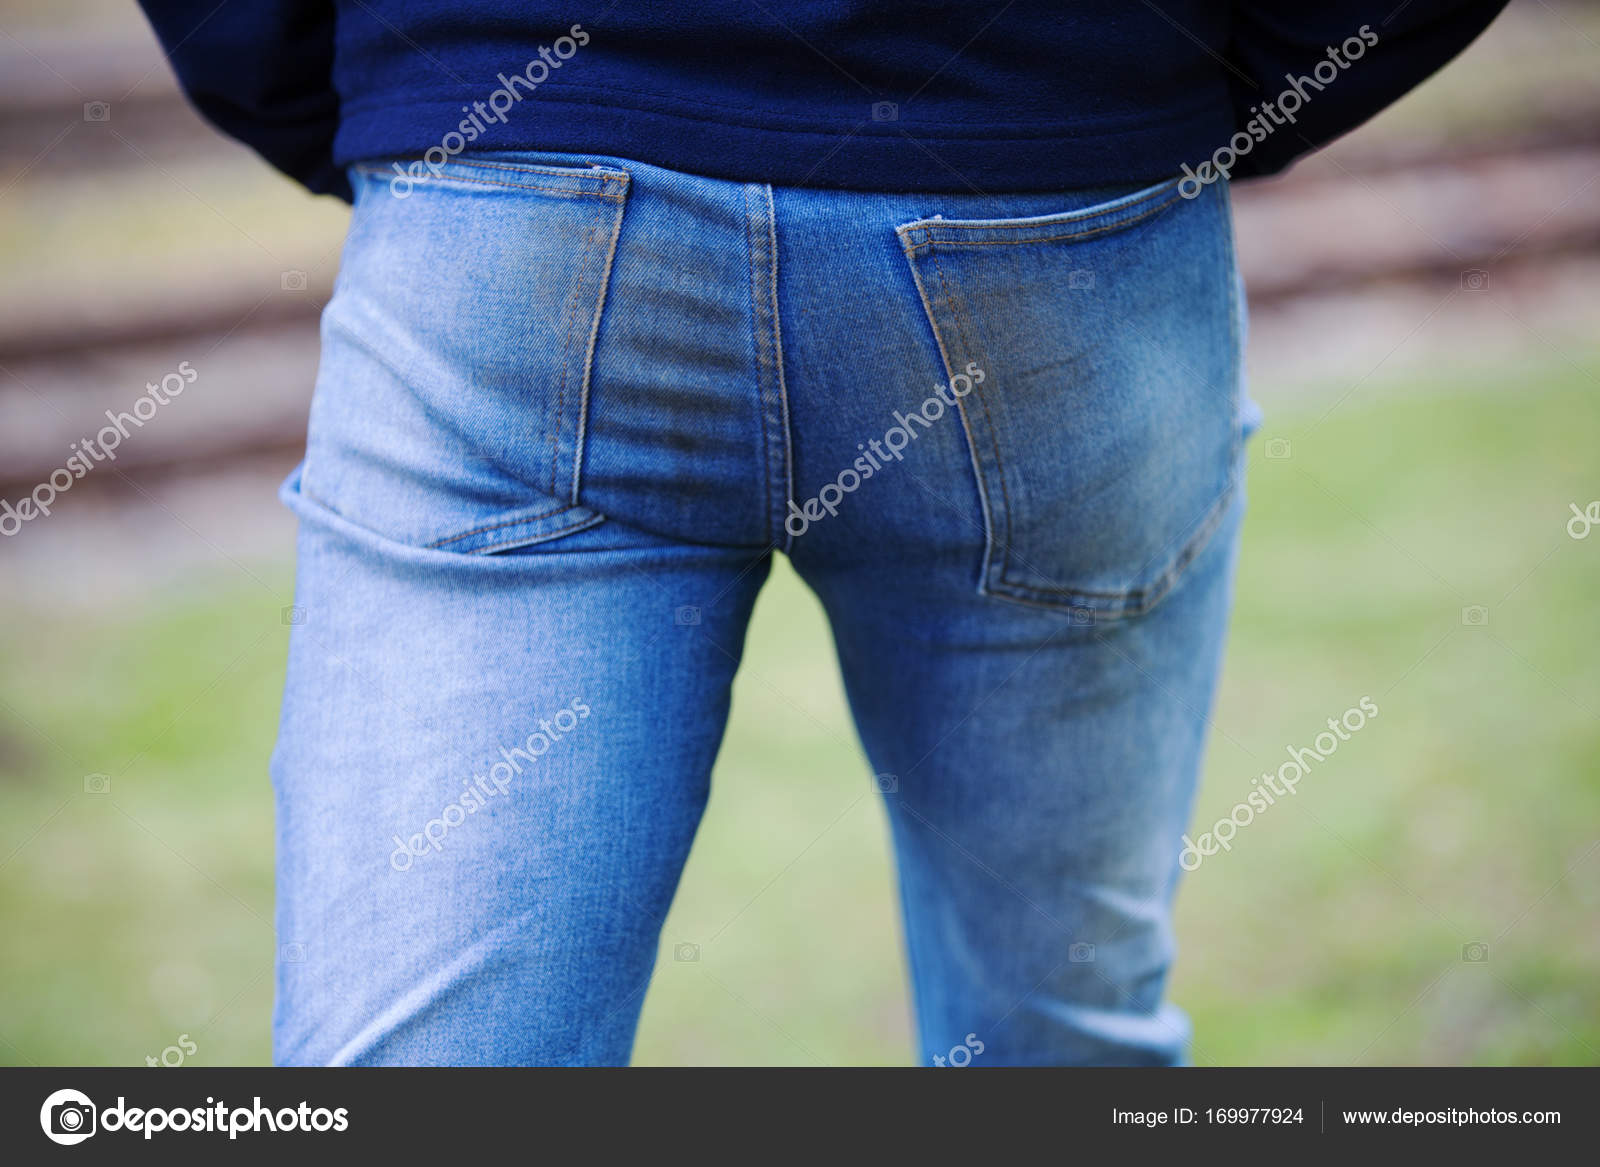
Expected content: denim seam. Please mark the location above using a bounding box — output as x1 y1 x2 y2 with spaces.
928 245 1016 593
295 472 601 558
295 483 345 525
571 179 630 502
425 504 576 546
743 186 772 541
350 162 625 201
902 190 1184 254
1221 180 1245 471
302 484 599 555
929 233 1040 596
899 178 1180 238
435 158 629 186
764 185 796 555
986 479 1236 611
550 209 606 497
472 510 606 554
898 246 1000 592
549 230 579 496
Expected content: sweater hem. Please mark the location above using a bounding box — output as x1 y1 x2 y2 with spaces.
332 94 1236 194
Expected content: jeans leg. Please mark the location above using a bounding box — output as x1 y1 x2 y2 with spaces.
778 177 1246 1065
271 152 779 1065
813 497 1242 1065
272 492 770 1064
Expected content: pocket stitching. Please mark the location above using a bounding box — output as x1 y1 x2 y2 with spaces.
904 190 1183 254
424 503 578 547
289 473 605 559
899 178 1182 252
550 211 600 498
472 511 605 554
986 475 1237 612
351 162 627 202
442 157 629 186
900 177 1178 234
927 245 1019 590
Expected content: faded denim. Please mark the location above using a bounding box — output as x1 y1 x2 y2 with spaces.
272 150 1255 1065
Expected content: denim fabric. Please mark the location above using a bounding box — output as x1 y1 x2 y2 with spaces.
272 150 1255 1065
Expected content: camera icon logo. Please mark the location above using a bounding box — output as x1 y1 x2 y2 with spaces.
1067 269 1095 290
1265 437 1292 460
83 772 111 795
280 270 308 292
83 101 111 122
1461 605 1489 627
1462 941 1490 963
1067 606 1095 627
281 604 308 626
1068 941 1096 963
280 942 306 963
870 101 898 122
872 773 899 794
40 1088 96 1145
1460 268 1490 291
673 942 700 962
674 605 701 626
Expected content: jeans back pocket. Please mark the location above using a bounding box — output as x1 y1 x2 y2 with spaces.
301 156 630 555
897 178 1243 617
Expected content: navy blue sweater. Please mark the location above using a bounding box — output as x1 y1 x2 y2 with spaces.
135 2 1506 202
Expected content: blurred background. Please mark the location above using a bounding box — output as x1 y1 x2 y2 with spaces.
1 1 1597 1066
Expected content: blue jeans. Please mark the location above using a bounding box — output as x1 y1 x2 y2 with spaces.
273 151 1254 1065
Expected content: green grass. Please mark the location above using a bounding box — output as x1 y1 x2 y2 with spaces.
2 347 1597 1066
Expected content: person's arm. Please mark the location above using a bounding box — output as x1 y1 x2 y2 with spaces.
136 1 350 200
1224 1 1510 178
